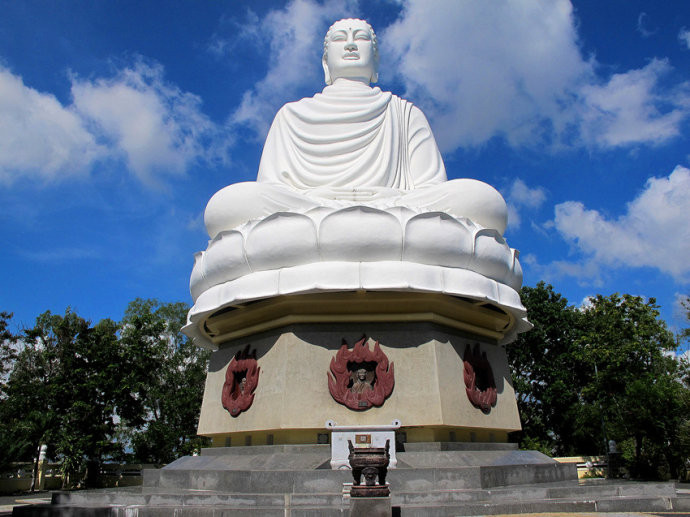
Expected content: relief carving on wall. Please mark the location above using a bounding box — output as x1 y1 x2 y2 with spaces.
222 344 260 417
328 336 395 411
463 343 497 413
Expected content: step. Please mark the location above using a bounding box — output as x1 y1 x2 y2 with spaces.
144 467 352 493
399 495 674 517
674 494 690 511
144 463 576 493
390 480 676 506
13 504 346 516
49 489 347 508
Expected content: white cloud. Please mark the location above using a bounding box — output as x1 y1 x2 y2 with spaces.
207 10 263 58
636 12 656 38
506 205 521 230
523 252 605 287
506 178 546 229
0 59 227 186
679 28 690 50
230 0 355 138
72 61 224 185
509 178 546 208
20 247 100 262
381 0 689 152
673 292 689 321
382 0 591 150
578 59 688 148
578 296 594 311
552 165 690 282
186 210 206 232
0 65 104 183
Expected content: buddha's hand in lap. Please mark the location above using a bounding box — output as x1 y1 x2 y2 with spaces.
304 186 400 201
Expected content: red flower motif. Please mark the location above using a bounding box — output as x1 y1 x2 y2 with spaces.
463 343 497 412
328 336 395 411
222 344 260 417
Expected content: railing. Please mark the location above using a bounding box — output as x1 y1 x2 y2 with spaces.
0 462 158 494
96 463 158 488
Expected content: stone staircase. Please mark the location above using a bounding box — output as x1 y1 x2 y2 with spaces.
12 443 690 516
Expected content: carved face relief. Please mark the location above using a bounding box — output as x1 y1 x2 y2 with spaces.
328 336 394 410
222 344 260 417
362 466 378 486
350 367 374 394
324 20 376 84
463 343 497 413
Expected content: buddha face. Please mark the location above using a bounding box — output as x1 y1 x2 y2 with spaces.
323 19 378 85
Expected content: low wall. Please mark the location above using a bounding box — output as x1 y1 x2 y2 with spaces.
554 456 606 478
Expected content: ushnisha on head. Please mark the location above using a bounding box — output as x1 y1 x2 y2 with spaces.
322 18 379 85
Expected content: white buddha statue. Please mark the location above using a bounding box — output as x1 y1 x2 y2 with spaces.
204 18 508 239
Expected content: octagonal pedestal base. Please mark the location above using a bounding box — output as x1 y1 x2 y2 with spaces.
198 294 521 445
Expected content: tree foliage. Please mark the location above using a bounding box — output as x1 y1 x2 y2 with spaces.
680 294 690 344
0 312 17 397
508 282 589 455
0 312 23 471
509 284 690 480
118 299 210 464
577 294 683 478
0 300 209 487
1 310 123 486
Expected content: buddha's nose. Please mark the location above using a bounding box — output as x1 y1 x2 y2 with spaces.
345 41 357 51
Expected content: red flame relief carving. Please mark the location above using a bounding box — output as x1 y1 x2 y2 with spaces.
463 343 497 413
222 344 260 417
328 336 395 411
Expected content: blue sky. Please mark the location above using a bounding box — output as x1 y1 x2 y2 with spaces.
1 0 689 348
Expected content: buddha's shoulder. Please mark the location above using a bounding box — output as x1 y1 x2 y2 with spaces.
276 86 416 118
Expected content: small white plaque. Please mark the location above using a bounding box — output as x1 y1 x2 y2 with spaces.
326 419 401 470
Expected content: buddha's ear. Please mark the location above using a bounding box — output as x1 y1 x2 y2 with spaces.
371 53 379 84
323 59 332 85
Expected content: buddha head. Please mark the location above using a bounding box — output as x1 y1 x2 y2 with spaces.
323 18 379 85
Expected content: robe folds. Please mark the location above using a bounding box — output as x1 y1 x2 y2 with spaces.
257 79 447 193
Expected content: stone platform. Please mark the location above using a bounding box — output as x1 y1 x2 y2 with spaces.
12 443 690 516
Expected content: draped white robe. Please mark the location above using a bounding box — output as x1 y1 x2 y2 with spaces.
204 79 507 238
257 80 446 194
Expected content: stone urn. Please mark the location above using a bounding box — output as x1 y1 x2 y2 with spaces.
348 439 390 497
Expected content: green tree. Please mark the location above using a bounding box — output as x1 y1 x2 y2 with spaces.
510 286 690 479
575 294 684 478
508 282 591 455
680 295 690 344
2 310 124 487
1 316 59 475
1 300 211 484
118 299 210 464
0 312 17 396
50 316 123 487
677 359 690 481
0 312 29 471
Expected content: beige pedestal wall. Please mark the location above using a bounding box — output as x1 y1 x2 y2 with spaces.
198 322 521 445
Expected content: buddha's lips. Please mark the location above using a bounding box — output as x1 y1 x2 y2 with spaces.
343 52 359 59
